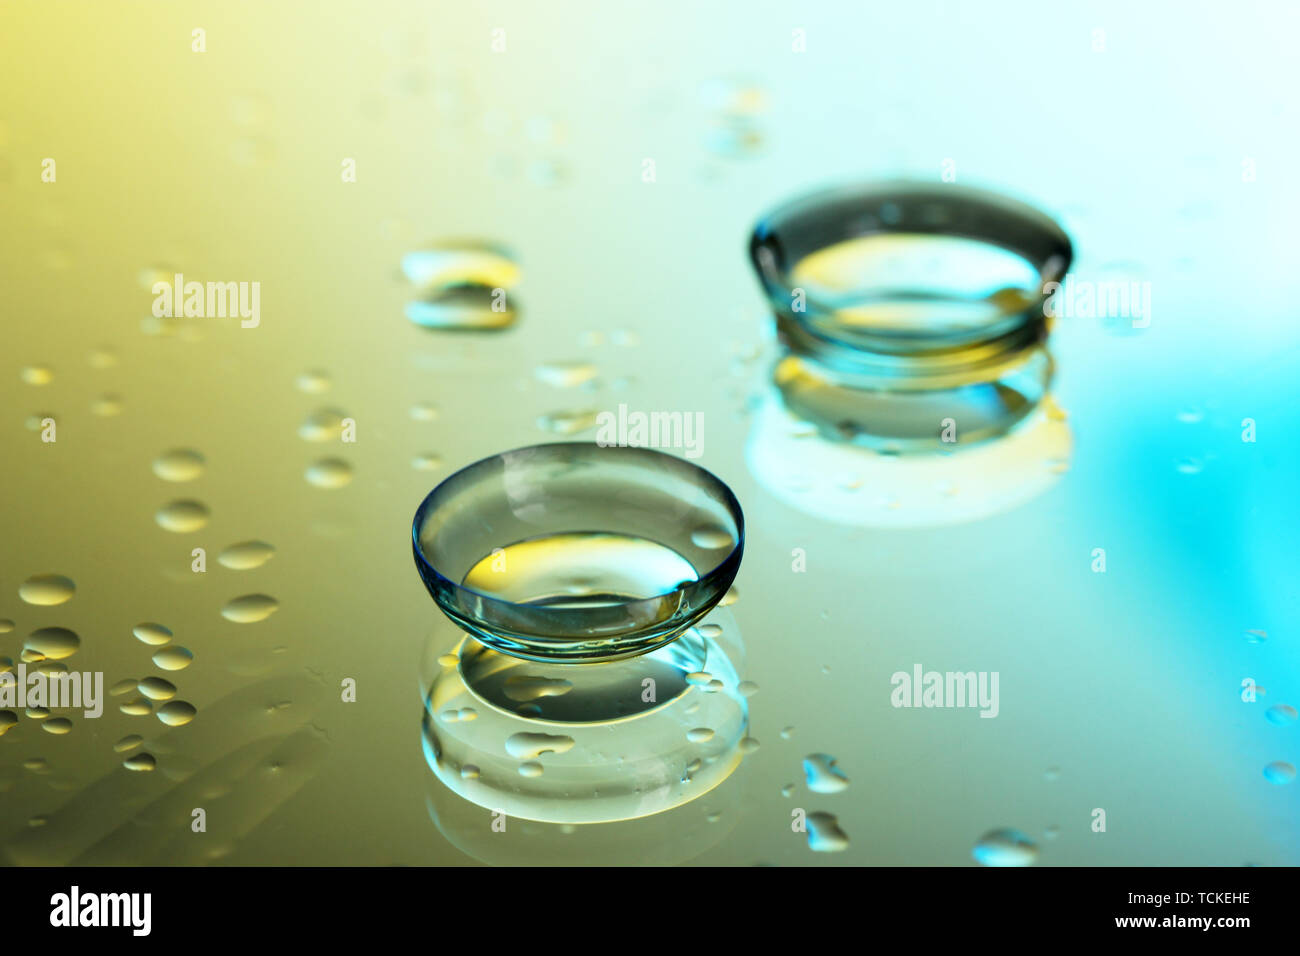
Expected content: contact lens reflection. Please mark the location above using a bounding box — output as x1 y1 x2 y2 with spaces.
419 609 750 829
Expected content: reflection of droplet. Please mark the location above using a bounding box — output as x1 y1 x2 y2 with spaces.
155 500 210 533
152 646 194 671
1264 761 1296 785
24 627 81 660
152 449 205 481
306 458 354 489
157 701 197 727
536 409 598 435
18 574 75 606
803 753 849 793
123 753 157 772
1265 705 1298 726
973 828 1038 866
221 593 280 623
217 540 276 570
504 732 575 759
806 811 850 852
132 623 173 646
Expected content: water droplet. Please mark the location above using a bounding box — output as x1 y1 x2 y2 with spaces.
91 394 123 417
803 753 849 794
1265 704 1297 726
697 623 723 639
780 726 794 740
685 671 713 686
18 574 75 606
1045 766 1061 782
401 242 520 289
436 653 459 668
687 727 715 743
113 734 143 753
719 586 740 607
298 408 350 442
306 458 354 488
155 499 210 533
806 811 850 852
0 710 17 736
1176 406 1204 424
24 627 80 660
460 764 480 780
132 622 173 645
120 698 153 716
152 448 205 481
123 753 157 772
1264 761 1296 785
1245 629 1268 644
1176 458 1203 475
534 361 599 388
0 620 13 634
406 286 519 331
518 761 544 778
109 679 138 696
738 680 758 697
1044 825 1060 840
157 701 197 727
536 409 598 435
780 783 794 797
690 526 733 550
217 540 276 570
409 402 439 422
20 365 53 386
740 736 760 754
138 677 177 701
412 453 442 471
504 732 576 760
972 828 1038 866
296 369 332 394
42 717 72 735
221 593 280 623
152 646 194 671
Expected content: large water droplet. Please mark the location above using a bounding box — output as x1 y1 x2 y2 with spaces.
152 646 194 671
132 622 173 645
157 701 197 726
138 677 177 701
18 574 75 606
972 828 1038 866
806 811 850 852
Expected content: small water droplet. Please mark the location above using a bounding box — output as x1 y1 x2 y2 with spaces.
221 593 280 623
719 586 740 607
306 458 354 488
152 646 194 671
534 361 598 388
518 761 544 777
460 764 480 780
157 701 197 726
406 285 519 331
502 675 574 702
120 698 153 716
91 395 123 417
973 828 1038 866
780 783 794 798
409 402 439 421
123 753 157 772
18 574 75 606
690 526 733 550
1245 629 1268 644
687 727 715 744
132 622 173 645
412 453 442 471
298 408 350 442
740 736 760 754
697 623 723 638
536 409 599 435
296 369 332 394
738 680 758 697
1264 761 1296 785
1265 704 1297 726
113 734 143 753
20 365 53 386
806 811 849 852
42 717 73 735
152 449 206 482
155 499 210 533
1175 457 1203 475
803 753 849 793
780 725 794 740
217 540 276 570
24 627 80 660
1045 766 1061 782
137 677 177 701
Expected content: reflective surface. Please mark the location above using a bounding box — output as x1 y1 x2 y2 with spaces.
1 1 1298 866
